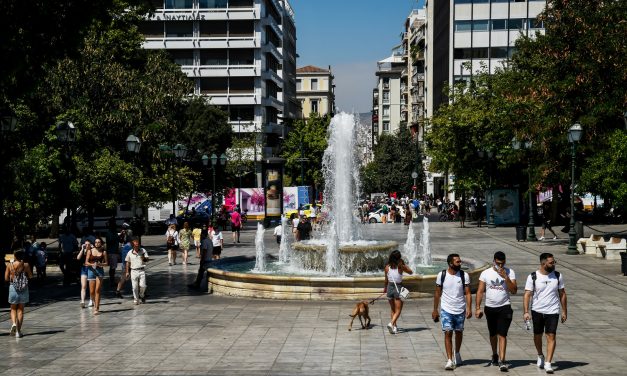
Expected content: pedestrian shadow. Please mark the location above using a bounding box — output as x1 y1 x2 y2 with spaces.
553 360 589 371
23 329 65 336
398 327 428 333
100 308 134 314
141 300 170 305
99 301 122 306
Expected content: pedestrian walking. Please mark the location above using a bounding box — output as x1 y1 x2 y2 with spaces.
35 242 48 280
432 253 472 370
165 224 179 266
115 240 133 298
458 199 466 228
538 203 558 240
273 222 282 245
86 237 108 315
105 221 120 289
192 225 202 258
381 202 389 224
125 238 149 305
475 251 518 371
77 241 92 309
5 248 33 338
179 221 192 265
523 253 567 374
296 215 312 241
384 250 413 334
210 224 224 260
230 209 242 243
189 229 212 290
58 227 78 285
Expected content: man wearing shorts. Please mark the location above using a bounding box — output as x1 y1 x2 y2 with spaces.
210 225 224 260
523 253 567 374
475 251 518 371
230 209 242 243
432 253 472 370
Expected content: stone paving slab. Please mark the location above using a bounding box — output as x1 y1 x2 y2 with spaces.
2 221 627 375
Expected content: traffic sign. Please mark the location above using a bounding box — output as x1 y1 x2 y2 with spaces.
412 185 417 191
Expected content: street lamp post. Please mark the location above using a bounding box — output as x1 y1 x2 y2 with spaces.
56 121 77 229
567 123 583 254
512 138 537 241
237 116 242 209
172 144 188 216
125 134 141 221
411 171 418 199
202 153 227 221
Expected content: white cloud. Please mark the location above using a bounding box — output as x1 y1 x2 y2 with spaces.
332 61 377 113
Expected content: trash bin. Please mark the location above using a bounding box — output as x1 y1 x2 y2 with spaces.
575 221 584 240
516 226 527 242
621 252 627 276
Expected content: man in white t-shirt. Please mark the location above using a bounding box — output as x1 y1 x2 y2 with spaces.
124 238 149 305
432 253 472 370
475 251 518 371
523 252 567 374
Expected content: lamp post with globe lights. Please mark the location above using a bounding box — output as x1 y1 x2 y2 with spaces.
567 123 583 255
125 134 141 222
512 137 537 241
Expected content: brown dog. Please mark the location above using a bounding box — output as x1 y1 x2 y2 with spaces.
348 301 371 331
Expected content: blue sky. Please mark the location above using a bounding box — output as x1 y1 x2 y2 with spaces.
290 0 425 113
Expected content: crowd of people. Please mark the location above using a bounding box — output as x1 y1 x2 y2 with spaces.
385 249 566 373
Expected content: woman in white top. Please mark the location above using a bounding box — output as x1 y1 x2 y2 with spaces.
165 224 179 266
384 250 413 334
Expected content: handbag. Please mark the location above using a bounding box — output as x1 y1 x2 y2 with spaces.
392 278 410 301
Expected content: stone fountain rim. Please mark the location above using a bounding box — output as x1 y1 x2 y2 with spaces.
208 255 488 281
292 240 398 253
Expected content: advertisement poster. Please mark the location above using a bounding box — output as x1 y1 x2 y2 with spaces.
239 188 265 216
297 186 310 208
265 169 281 215
177 192 211 215
487 189 520 225
224 188 237 212
283 187 298 213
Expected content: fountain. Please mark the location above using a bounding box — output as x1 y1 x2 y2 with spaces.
207 112 488 300
253 223 266 272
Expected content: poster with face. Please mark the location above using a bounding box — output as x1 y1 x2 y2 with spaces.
265 169 281 215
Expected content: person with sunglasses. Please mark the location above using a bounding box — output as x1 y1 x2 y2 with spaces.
523 253 567 374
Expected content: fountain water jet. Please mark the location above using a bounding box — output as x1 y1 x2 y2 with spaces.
278 216 290 263
404 224 419 271
420 216 432 266
253 223 266 272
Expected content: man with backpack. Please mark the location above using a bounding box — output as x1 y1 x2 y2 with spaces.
432 253 472 370
523 253 567 374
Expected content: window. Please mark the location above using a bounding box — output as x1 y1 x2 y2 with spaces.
383 122 390 133
311 79 318 90
454 0 472 3
382 106 390 118
454 20 472 32
311 100 319 114
382 91 390 103
473 20 489 31
166 22 193 38
508 18 524 30
454 48 488 59
169 50 194 66
472 47 489 59
383 77 390 89
528 18 544 29
490 47 509 58
229 49 254 65
296 79 302 91
491 19 507 30
138 21 164 38
200 50 227 65
165 0 192 9
199 0 227 8
199 21 227 37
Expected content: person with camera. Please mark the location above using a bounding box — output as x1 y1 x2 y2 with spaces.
432 253 471 370
475 251 517 371
383 250 413 335
523 253 567 374
125 238 149 305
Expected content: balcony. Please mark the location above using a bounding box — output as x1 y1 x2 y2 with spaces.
230 120 259 133
263 122 284 135
143 35 259 49
262 41 283 62
261 69 283 88
204 92 260 106
262 95 283 109
261 15 283 40
181 64 260 77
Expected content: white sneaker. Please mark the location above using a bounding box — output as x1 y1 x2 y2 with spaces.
392 326 398 334
10 324 17 336
537 355 545 369
539 236 545 241
88 300 93 307
454 352 463 366
15 331 23 338
544 362 554 373
444 359 455 370
552 236 558 240
387 322 393 334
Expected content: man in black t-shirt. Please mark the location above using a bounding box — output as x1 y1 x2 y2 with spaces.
296 216 312 241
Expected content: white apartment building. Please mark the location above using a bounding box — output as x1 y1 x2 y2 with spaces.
139 0 297 186
371 52 404 146
424 0 546 198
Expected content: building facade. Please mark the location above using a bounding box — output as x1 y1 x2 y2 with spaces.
424 0 546 198
139 0 297 186
371 53 404 146
296 65 335 118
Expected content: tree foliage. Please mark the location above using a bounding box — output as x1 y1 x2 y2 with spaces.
281 114 330 187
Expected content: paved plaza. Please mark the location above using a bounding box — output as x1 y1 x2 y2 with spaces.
2 221 627 375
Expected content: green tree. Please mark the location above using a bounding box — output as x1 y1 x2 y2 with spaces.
281 114 330 187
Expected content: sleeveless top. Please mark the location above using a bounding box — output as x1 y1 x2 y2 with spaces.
90 250 104 264
387 266 402 283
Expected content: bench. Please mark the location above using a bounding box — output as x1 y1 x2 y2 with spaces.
584 234 605 257
605 237 626 261
576 238 587 254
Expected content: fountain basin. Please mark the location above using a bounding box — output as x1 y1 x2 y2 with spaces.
208 256 490 300
291 240 398 273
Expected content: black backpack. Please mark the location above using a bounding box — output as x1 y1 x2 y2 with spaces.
439 269 466 286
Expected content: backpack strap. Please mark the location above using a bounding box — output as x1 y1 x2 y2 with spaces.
554 271 561 291
531 271 537 294
439 269 447 286
460 270 466 286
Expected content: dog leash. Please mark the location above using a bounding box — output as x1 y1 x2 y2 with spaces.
368 293 386 305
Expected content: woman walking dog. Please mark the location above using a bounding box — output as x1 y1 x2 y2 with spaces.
384 250 413 334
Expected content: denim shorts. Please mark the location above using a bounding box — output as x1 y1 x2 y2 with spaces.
440 309 466 332
80 266 89 277
87 266 105 280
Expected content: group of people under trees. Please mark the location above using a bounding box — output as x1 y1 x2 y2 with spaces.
384 249 566 373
